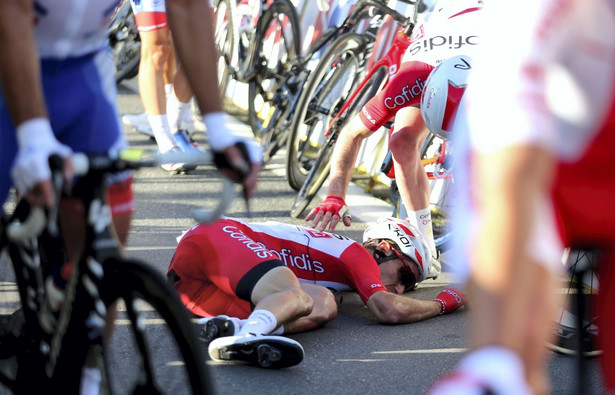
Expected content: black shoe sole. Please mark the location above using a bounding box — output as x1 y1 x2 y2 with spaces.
210 338 304 369
199 318 236 345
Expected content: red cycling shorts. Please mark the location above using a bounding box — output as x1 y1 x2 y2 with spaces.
167 219 284 318
359 60 434 132
131 0 168 32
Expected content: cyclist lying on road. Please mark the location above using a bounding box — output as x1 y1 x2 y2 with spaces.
167 217 466 368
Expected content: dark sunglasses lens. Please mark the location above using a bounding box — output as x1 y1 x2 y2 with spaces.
400 268 416 291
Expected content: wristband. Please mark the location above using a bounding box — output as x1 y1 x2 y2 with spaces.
432 288 466 315
433 298 446 315
202 112 237 152
16 118 55 149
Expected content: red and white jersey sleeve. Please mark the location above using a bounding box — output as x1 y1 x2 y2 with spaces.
34 0 120 58
465 0 615 161
225 219 388 303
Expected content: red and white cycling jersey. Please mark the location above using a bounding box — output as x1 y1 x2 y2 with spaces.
466 0 615 160
359 0 482 131
468 0 615 242
34 0 121 58
168 217 387 317
452 0 615 275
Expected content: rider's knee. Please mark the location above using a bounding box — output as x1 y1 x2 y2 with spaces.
315 288 338 322
141 36 172 70
390 129 423 161
289 286 314 317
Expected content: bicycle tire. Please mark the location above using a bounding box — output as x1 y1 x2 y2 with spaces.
547 248 601 358
214 0 238 100
285 32 371 192
111 2 141 84
101 258 213 394
289 33 383 217
393 133 456 252
247 0 300 143
289 135 335 218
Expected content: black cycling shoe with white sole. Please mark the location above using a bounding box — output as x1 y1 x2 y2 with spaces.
197 315 239 345
208 334 304 369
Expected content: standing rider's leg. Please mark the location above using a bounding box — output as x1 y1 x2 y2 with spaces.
390 107 436 256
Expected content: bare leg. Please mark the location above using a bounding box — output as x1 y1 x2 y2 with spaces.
283 283 338 333
390 107 435 254
138 28 171 116
138 28 175 152
390 107 431 212
250 267 314 326
468 146 558 394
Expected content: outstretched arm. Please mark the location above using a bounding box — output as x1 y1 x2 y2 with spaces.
305 116 373 232
366 288 466 324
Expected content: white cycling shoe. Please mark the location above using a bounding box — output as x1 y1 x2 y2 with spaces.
160 146 196 174
122 112 196 138
122 112 154 137
426 253 442 280
208 334 304 369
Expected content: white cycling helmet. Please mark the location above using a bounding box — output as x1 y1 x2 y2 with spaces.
421 54 473 140
363 217 432 283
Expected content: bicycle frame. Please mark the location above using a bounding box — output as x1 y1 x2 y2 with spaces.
325 25 412 137
421 139 453 180
0 165 117 391
0 151 226 393
233 0 296 82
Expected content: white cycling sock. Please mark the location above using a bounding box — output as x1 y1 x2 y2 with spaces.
236 309 278 336
166 93 190 133
406 207 437 257
271 325 285 335
182 100 195 125
80 367 101 395
147 114 175 153
164 83 173 98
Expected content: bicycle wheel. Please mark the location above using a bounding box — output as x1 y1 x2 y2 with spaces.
289 133 335 218
392 133 456 252
101 258 212 394
214 0 238 100
285 32 373 192
548 248 600 357
248 0 300 143
110 1 141 84
289 34 383 217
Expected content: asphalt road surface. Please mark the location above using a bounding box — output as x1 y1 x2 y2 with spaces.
0 80 604 394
